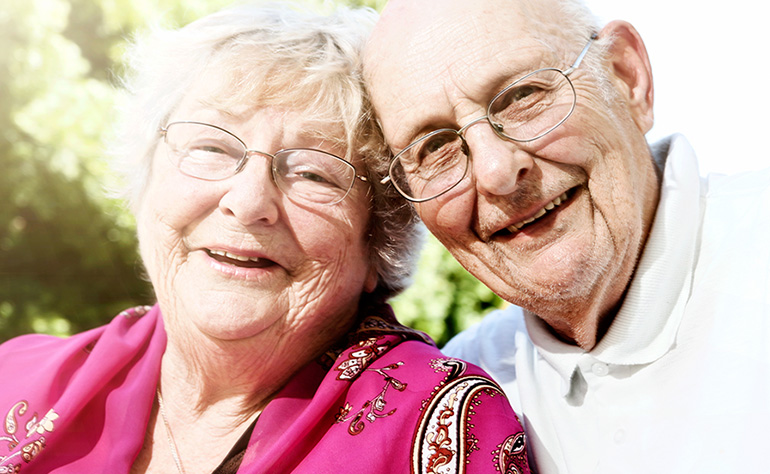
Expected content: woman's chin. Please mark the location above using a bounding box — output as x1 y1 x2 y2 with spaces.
163 300 281 345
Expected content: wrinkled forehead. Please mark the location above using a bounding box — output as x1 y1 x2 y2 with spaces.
366 0 564 74
212 52 345 123
365 0 563 147
171 54 349 149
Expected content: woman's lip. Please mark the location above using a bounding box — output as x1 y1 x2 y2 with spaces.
206 249 276 268
201 250 284 280
196 244 290 275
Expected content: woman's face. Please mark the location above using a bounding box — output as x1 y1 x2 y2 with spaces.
136 76 377 348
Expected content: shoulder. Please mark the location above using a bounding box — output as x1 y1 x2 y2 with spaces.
704 166 770 197
698 167 770 250
442 305 527 364
0 305 155 357
0 306 157 403
0 325 101 374
300 334 530 473
379 340 530 473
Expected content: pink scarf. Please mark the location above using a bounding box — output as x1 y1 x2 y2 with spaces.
0 304 529 473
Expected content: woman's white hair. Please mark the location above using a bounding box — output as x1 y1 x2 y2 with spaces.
110 1 422 299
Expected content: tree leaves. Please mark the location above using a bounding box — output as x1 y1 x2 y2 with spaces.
0 0 153 339
0 0 501 346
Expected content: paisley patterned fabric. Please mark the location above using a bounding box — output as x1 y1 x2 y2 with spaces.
0 303 529 473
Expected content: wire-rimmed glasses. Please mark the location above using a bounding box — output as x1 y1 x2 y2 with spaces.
159 121 368 205
382 34 598 203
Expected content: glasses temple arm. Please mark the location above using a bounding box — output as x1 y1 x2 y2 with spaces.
563 32 599 76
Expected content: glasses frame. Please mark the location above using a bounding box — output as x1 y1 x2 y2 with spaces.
159 121 368 205
382 33 598 203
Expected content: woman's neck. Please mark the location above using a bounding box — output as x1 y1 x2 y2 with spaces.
159 333 286 420
158 306 356 418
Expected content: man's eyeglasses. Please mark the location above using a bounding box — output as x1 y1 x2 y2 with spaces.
382 34 598 203
159 121 368 205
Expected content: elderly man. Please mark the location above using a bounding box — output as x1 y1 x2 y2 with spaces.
364 0 770 472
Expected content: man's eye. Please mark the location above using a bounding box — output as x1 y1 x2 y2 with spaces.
496 84 544 112
404 132 464 179
508 85 539 102
412 132 462 163
422 136 453 156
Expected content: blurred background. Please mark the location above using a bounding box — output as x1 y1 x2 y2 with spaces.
1 0 766 345
0 0 504 345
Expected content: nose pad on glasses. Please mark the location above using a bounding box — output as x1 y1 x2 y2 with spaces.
237 150 277 182
218 153 282 226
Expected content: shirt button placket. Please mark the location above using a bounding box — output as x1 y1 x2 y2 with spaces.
592 362 610 377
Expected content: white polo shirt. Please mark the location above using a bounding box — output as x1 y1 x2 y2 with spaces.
443 135 770 473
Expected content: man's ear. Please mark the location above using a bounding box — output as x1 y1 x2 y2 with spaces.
600 20 654 134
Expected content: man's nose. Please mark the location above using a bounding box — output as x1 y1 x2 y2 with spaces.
465 125 534 197
218 154 281 226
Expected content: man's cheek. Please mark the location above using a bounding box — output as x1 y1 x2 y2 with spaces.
419 201 464 237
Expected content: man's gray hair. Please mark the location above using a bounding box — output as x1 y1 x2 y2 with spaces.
524 0 616 103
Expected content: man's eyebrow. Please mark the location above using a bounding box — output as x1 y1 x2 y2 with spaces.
484 53 554 93
387 48 557 149
389 119 451 151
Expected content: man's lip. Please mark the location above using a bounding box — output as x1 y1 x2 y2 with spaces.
491 188 577 239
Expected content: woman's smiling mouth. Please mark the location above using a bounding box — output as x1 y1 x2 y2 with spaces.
206 249 277 268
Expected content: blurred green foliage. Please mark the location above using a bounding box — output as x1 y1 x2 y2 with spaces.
390 232 507 346
0 0 504 345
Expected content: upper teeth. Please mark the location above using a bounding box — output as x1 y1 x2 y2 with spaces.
507 192 568 232
209 249 262 262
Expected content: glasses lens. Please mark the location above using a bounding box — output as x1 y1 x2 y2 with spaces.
164 122 246 180
391 130 469 202
273 149 356 205
488 69 576 141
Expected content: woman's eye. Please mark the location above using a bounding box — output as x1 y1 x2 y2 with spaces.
191 141 231 155
297 171 330 183
191 146 225 156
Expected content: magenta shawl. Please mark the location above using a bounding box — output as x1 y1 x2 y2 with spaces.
0 304 529 473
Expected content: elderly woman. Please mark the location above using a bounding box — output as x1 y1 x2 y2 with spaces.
0 3 529 473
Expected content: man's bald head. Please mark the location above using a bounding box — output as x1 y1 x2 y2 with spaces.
363 0 657 349
364 0 598 90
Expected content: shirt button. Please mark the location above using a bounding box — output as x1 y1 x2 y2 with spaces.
592 362 609 376
614 429 626 444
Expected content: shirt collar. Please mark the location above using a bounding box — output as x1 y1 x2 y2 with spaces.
525 135 703 386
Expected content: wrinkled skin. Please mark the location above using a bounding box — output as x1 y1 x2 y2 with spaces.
136 70 377 392
364 0 659 349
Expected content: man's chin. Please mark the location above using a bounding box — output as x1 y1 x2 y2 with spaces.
482 254 609 307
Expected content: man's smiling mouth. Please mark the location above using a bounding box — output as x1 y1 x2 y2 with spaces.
505 190 572 234
206 249 277 268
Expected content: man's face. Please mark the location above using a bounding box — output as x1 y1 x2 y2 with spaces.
365 0 659 347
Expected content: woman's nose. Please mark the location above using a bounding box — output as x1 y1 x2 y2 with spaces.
218 155 281 226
